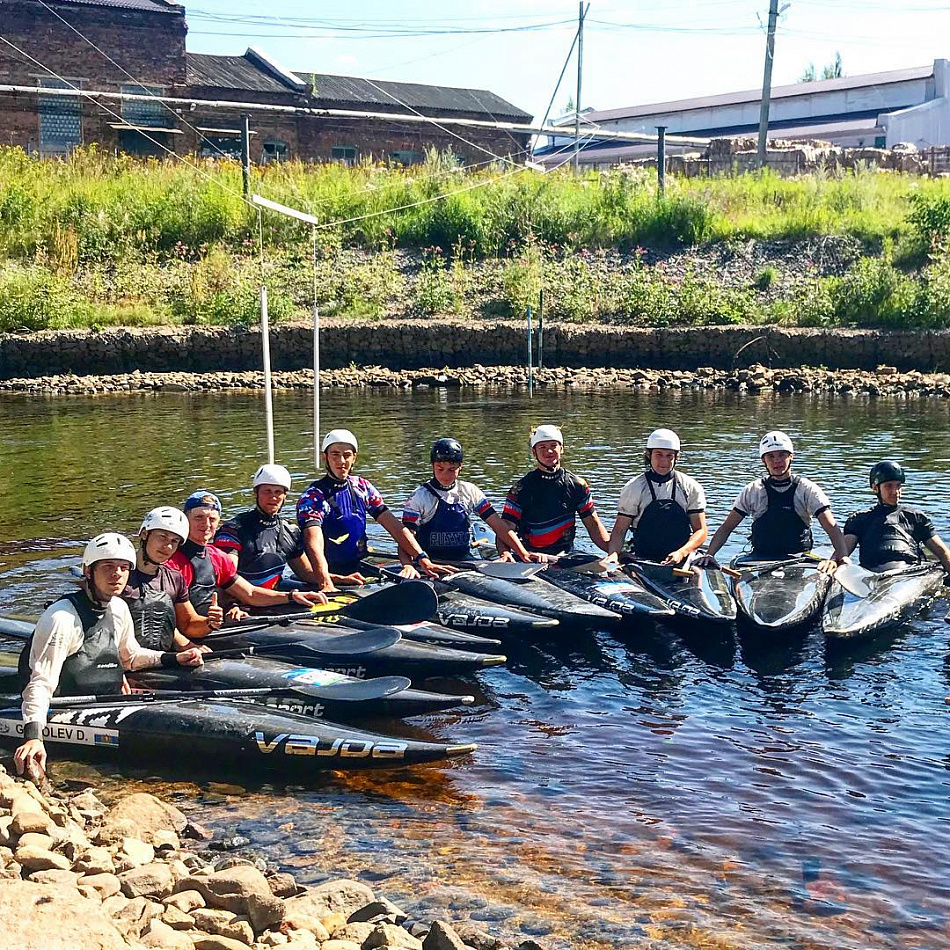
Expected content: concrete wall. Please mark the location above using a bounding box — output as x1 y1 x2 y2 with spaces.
5 323 950 379
884 62 950 147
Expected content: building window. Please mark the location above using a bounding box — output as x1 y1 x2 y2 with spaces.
262 141 288 163
390 149 422 167
874 135 886 149
198 133 243 160
120 83 171 128
38 78 82 156
331 145 358 166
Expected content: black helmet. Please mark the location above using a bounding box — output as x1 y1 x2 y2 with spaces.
431 438 463 463
869 460 906 490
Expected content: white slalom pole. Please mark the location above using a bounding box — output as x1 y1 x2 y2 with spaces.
260 284 275 465
313 303 321 471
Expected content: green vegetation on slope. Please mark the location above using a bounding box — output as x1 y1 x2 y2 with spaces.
1 145 950 332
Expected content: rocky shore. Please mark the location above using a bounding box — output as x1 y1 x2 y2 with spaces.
2 363 950 399
0 764 529 950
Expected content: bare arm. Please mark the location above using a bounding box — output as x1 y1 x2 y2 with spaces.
485 512 539 561
227 573 326 607
581 512 611 553
661 511 708 566
816 510 849 561
699 509 746 562
925 535 950 573
301 524 334 592
379 510 457 577
607 514 633 558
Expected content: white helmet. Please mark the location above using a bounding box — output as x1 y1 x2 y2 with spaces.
647 428 681 451
82 533 136 569
139 507 189 543
759 431 794 456
252 463 292 491
321 429 359 453
530 424 564 449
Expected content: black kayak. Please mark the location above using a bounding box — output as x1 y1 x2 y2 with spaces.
540 566 675 619
624 561 737 624
339 616 503 650
0 699 475 770
443 570 620 627
731 555 831 633
358 559 560 634
206 624 506 677
127 656 474 719
435 590 560 635
822 563 944 639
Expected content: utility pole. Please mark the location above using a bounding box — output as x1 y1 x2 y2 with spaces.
241 113 251 197
572 2 587 175
756 0 780 168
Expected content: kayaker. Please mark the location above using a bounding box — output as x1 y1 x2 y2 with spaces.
607 428 708 565
169 490 327 622
123 506 223 649
695 431 848 568
297 429 457 592
401 438 545 564
14 533 203 779
838 461 950 572
500 424 610 557
214 464 322 590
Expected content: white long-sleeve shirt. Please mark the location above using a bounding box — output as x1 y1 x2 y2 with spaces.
22 595 164 730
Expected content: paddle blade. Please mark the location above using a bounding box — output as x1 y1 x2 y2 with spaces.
343 580 439 625
474 561 548 581
834 563 873 598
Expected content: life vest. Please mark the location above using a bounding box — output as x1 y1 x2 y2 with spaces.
856 506 921 569
632 474 693 562
226 510 301 588
415 483 471 562
18 591 123 697
750 476 813 557
180 540 218 615
321 480 369 574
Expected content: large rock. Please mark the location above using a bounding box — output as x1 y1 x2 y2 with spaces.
13 844 72 872
245 890 286 933
284 879 375 921
422 922 468 950
363 923 423 949
191 907 254 945
141 918 196 949
0 880 128 949
80 873 122 899
178 864 273 915
98 793 187 845
119 862 175 899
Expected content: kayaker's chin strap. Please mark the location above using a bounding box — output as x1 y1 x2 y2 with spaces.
138 534 163 571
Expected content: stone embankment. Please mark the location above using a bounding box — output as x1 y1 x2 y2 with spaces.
5 323 950 380
3 363 950 399
0 764 528 950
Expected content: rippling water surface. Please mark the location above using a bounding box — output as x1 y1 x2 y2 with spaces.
1 386 949 948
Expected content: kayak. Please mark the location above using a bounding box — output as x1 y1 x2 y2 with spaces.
205 624 507 677
357 559 560 634
822 563 944 640
434 590 560 635
339 616 503 650
0 699 475 770
540 565 675 619
126 656 474 719
442 570 620 627
624 561 737 624
731 555 831 633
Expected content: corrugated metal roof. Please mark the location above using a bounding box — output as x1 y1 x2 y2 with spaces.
579 65 934 125
15 0 184 13
186 54 298 95
295 72 532 120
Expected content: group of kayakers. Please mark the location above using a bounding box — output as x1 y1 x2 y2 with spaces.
13 421 950 777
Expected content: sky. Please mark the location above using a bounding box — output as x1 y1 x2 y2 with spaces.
181 1 950 122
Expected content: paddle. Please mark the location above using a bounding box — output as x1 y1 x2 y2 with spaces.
203 626 402 655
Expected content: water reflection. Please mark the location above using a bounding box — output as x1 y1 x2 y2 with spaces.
1 387 949 948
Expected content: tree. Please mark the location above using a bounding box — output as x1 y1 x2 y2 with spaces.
800 53 843 83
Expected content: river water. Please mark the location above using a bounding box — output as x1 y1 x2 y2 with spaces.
1 386 949 949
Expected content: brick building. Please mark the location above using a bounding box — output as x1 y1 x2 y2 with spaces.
0 0 532 163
